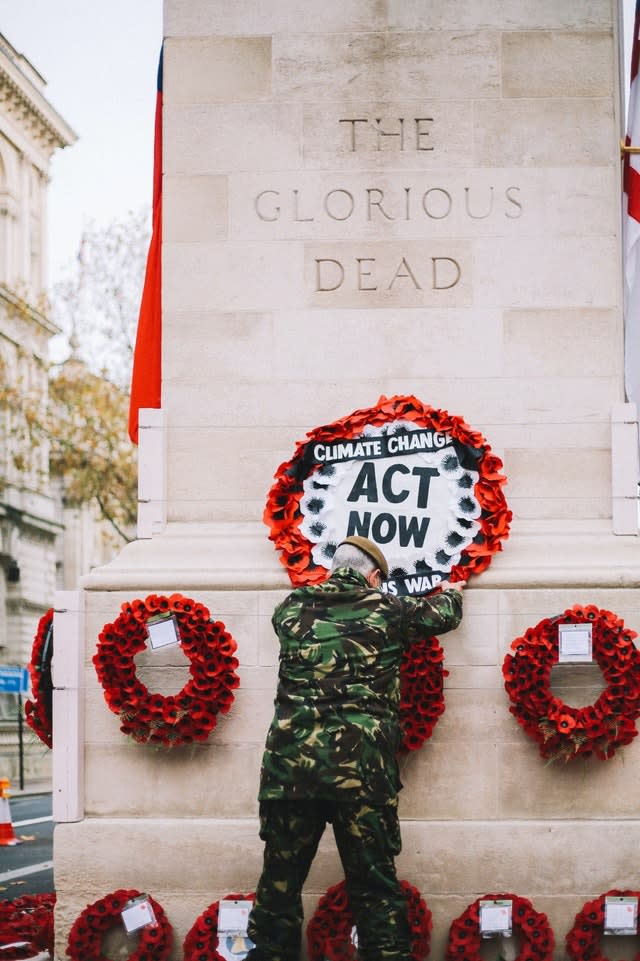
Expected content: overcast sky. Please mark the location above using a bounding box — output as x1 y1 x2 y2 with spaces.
0 0 162 284
0 2 636 290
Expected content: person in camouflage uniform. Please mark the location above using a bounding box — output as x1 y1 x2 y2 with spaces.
245 535 464 961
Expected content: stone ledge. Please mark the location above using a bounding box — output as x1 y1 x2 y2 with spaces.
80 519 640 591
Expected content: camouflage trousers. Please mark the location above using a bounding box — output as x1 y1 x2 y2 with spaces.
245 797 411 961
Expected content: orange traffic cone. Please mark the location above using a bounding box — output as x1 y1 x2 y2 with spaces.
0 777 21 846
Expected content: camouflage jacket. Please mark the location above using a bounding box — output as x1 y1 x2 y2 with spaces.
258 567 463 804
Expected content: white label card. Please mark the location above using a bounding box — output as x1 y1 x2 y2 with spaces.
558 624 592 663
218 901 252 934
604 897 638 934
121 896 157 933
480 900 512 936
146 614 181 650
217 900 254 960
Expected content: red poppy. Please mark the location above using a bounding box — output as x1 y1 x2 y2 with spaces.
146 594 170 614
556 713 577 733
161 698 180 724
129 598 151 621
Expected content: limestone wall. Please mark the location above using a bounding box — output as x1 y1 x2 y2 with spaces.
52 2 640 959
160 0 621 534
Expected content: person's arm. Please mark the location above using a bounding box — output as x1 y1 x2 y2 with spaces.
402 581 465 639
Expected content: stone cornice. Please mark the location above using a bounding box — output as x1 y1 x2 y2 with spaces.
0 283 60 337
0 35 77 157
82 519 640 591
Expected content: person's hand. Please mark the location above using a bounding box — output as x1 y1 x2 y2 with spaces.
441 579 466 592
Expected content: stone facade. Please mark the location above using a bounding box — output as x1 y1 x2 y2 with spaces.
0 34 76 783
53 3 640 960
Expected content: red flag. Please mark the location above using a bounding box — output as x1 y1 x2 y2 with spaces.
128 48 163 444
624 1 640 407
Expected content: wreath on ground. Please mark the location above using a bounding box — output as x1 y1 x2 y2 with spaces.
183 892 255 961
66 889 172 961
400 635 447 752
502 605 640 762
93 593 240 746
306 879 432 961
445 892 554 961
0 892 55 960
24 609 54 749
566 889 640 960
264 394 510 589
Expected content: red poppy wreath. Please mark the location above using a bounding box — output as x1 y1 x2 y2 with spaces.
24 607 54 749
445 892 554 961
306 879 432 961
94 593 240 746
566 889 640 961
503 605 640 762
0 892 56 960
66 889 172 961
399 634 447 752
183 892 255 961
264 394 510 592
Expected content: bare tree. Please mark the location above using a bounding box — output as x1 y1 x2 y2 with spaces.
51 207 150 389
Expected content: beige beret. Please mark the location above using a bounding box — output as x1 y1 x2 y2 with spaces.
337 535 389 578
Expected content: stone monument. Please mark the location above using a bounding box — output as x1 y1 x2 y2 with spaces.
52 2 640 959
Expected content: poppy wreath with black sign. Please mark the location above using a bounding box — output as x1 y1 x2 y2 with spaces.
445 892 554 961
503 605 640 763
24 608 54 749
565 889 640 961
307 879 432 961
66 889 172 961
263 393 510 589
183 892 255 961
93 593 240 746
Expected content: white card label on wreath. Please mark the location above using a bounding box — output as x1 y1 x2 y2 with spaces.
558 624 593 663
217 901 254 961
604 896 638 935
146 613 181 650
479 900 512 937
121 895 157 933
218 901 252 934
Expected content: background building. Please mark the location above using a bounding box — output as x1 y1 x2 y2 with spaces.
0 33 74 782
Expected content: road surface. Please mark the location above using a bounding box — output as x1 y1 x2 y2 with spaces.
0 793 54 898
